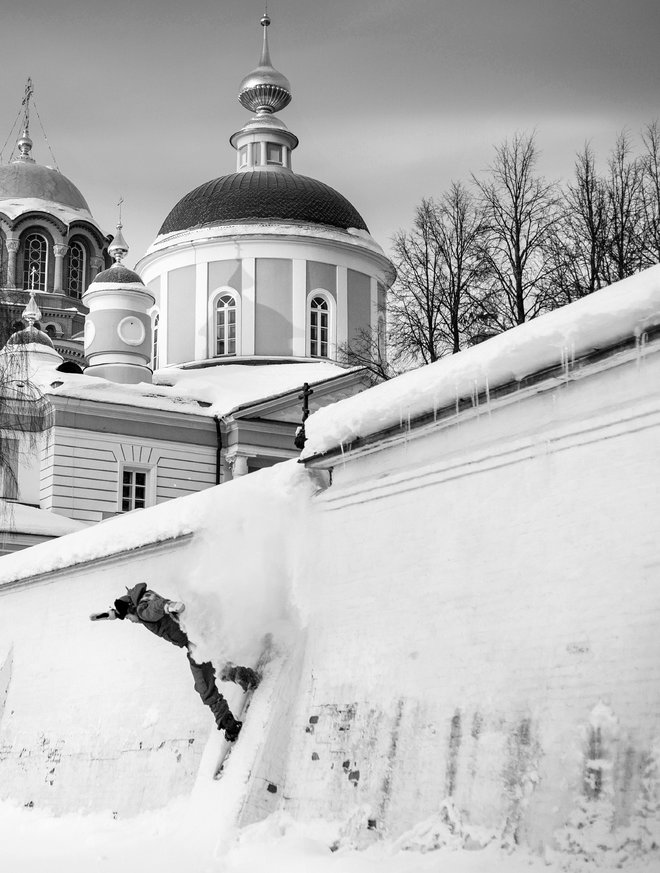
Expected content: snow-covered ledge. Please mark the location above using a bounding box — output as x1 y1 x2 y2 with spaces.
301 265 660 460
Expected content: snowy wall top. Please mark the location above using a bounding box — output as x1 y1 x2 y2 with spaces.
0 460 311 591
0 501 89 537
301 265 660 459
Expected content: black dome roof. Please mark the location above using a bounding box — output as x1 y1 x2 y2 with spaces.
159 172 369 236
92 264 144 285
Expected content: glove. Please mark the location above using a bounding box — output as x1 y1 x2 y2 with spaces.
90 609 117 621
164 601 185 615
219 662 237 683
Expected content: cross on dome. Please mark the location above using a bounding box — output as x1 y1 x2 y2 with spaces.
108 199 129 265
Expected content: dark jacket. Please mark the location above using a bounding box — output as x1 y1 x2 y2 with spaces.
117 583 189 649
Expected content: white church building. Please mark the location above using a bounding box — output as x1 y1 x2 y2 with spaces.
0 13 394 549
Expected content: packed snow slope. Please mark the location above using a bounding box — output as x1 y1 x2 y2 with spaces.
2 265 660 871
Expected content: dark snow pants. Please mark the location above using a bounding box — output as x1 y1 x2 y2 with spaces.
186 653 230 728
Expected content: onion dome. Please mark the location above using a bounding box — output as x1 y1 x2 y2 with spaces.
238 13 291 115
159 172 369 235
6 291 54 349
92 220 144 286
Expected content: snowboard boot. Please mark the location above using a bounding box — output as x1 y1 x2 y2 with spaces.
219 712 242 743
220 662 261 693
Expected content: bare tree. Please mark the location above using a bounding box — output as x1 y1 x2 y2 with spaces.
549 144 610 305
337 322 395 384
641 121 660 268
473 132 559 331
387 186 485 369
603 131 645 283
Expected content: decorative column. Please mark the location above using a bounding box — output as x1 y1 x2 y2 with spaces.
6 238 19 288
227 452 250 478
90 255 104 280
53 245 69 292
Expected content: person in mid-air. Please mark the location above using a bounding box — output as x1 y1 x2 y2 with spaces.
90 582 259 742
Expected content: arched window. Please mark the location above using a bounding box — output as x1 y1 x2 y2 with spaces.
215 293 238 356
23 232 48 291
152 312 160 369
68 241 86 298
309 295 330 358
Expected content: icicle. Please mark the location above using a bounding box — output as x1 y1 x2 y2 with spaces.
472 379 479 415
560 344 575 384
635 330 648 370
484 374 491 417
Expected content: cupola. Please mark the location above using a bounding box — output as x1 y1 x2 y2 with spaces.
229 13 298 173
82 219 154 385
4 291 63 367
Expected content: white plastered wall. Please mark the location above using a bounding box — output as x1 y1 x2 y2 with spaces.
138 232 391 367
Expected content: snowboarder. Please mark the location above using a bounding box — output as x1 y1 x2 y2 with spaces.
90 582 259 742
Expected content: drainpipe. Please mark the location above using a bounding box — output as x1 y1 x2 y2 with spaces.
214 416 224 485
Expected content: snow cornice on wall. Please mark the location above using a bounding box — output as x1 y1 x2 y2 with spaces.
0 530 195 592
301 265 660 464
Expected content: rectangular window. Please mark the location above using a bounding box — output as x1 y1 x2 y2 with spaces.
0 439 19 500
121 469 147 512
266 143 282 164
239 145 248 167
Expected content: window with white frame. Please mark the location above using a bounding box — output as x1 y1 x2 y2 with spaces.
215 293 238 356
239 145 248 167
121 468 148 512
309 295 330 358
68 240 86 298
266 142 283 165
23 232 48 291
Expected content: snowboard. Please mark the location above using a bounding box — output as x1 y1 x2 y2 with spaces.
214 633 273 780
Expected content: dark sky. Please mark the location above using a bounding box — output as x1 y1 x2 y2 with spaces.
1 0 659 264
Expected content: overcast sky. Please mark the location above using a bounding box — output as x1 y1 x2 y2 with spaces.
1 0 659 265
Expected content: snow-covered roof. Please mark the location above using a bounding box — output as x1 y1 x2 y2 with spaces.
301 265 660 459
33 359 356 419
0 196 97 227
0 502 88 537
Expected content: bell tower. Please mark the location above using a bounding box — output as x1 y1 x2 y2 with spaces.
82 219 154 384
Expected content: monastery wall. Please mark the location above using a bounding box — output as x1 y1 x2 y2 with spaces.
0 340 658 857
273 343 660 851
0 539 215 816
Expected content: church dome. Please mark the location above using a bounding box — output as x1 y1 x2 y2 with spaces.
158 172 369 236
92 264 144 285
0 160 91 212
6 324 54 349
